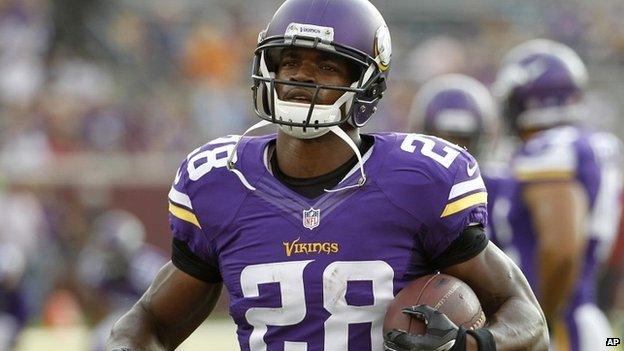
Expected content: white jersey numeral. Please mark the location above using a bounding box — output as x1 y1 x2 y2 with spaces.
240 260 394 351
401 134 460 169
241 261 313 351
187 143 236 181
323 261 394 351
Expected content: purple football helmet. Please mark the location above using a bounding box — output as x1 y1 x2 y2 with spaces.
494 39 588 131
252 0 391 138
92 209 146 258
410 74 498 153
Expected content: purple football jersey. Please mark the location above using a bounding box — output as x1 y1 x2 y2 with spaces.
78 244 167 311
490 126 622 313
168 133 488 351
482 170 520 264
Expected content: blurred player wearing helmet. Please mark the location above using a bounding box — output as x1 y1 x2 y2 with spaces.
75 210 167 351
408 73 519 261
408 73 501 158
0 243 28 350
0 187 46 350
492 39 622 350
105 1 547 350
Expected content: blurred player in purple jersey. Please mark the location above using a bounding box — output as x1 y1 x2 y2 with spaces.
105 1 548 351
0 243 28 350
407 74 516 256
492 39 623 350
408 73 501 159
0 188 46 350
75 210 167 351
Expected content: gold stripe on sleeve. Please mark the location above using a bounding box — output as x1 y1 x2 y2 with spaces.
169 202 202 229
516 170 574 182
441 192 488 218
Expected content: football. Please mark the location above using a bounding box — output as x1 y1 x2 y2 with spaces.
383 273 486 335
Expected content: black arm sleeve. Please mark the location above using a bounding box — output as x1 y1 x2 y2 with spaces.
171 239 222 283
431 226 489 270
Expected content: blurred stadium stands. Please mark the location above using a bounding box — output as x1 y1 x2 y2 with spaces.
0 0 624 349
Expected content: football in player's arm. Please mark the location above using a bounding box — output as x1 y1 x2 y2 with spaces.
106 1 547 350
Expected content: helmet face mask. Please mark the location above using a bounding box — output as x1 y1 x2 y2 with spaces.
251 0 391 139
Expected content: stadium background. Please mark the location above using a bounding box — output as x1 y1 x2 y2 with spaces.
0 0 623 349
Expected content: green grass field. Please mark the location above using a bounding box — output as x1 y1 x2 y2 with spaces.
14 319 239 351
14 317 624 351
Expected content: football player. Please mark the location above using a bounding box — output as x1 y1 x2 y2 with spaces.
408 73 500 158
75 210 167 351
106 1 547 350
0 243 28 350
0 188 40 350
407 74 517 261
492 39 622 350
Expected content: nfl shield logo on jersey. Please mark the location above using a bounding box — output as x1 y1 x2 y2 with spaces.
303 207 321 230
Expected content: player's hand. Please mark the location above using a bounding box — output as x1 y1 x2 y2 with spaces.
383 305 466 351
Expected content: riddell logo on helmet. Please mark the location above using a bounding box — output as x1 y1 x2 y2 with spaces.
286 23 334 42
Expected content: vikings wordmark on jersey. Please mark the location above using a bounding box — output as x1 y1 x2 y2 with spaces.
282 237 339 257
168 133 487 351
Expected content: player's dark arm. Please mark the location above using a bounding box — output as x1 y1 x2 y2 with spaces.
105 262 222 351
523 181 587 322
443 242 549 351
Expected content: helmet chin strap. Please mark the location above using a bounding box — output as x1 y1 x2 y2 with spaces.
226 119 274 191
226 120 367 193
323 125 367 193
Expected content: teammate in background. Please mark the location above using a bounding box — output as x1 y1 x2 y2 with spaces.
106 1 547 350
0 186 47 350
407 74 517 261
408 73 501 159
0 243 28 350
75 210 166 351
493 39 622 350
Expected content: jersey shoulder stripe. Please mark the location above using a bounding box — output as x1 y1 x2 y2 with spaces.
513 126 579 182
168 186 193 209
441 192 488 218
448 176 486 200
516 169 575 182
169 202 201 229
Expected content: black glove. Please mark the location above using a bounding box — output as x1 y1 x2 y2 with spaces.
384 305 466 351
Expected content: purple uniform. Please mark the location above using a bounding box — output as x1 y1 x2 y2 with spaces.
168 133 488 351
482 169 519 263
0 287 27 349
79 244 167 351
487 126 621 351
